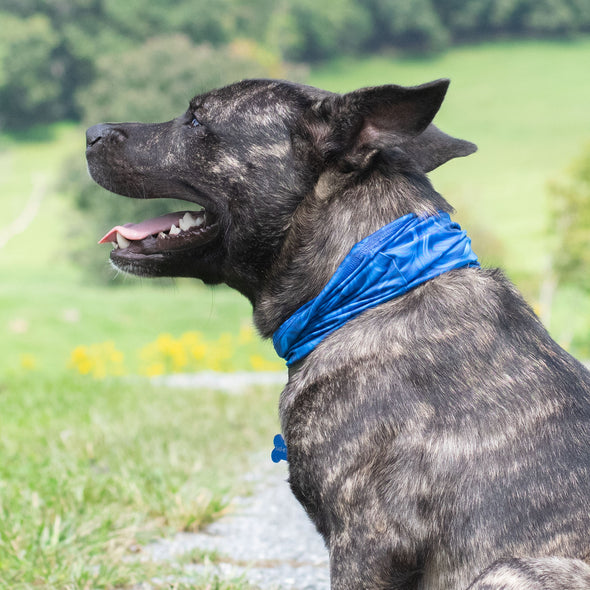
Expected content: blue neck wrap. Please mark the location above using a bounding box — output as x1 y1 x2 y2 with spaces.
272 211 479 367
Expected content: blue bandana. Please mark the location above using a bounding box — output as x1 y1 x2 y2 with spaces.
273 211 479 366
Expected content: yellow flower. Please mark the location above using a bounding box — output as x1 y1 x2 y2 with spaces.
238 323 256 345
250 355 284 372
20 354 37 371
155 333 175 354
207 333 235 372
68 342 125 378
138 328 277 375
69 346 93 375
140 334 181 374
144 362 165 377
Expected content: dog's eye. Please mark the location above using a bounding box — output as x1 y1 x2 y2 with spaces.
190 117 201 128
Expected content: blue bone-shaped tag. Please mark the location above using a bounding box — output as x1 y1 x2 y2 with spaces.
271 434 288 463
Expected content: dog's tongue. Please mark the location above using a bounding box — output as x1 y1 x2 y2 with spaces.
98 211 187 244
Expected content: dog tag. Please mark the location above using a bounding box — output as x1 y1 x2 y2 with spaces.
271 434 288 463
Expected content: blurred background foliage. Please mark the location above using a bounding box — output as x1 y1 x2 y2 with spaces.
2 0 588 285
1 0 590 130
549 144 590 293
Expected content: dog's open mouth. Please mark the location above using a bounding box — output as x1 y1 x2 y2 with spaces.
99 208 219 256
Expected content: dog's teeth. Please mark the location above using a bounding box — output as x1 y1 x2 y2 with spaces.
116 232 131 249
112 243 119 250
158 232 167 239
194 216 204 228
169 224 181 236
179 212 197 231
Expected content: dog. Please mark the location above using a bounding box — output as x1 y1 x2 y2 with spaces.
86 78 590 589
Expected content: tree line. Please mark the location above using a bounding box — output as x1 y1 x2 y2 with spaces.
1 0 589 130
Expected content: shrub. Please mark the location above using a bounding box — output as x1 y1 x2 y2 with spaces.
77 35 282 125
548 143 590 292
0 12 61 129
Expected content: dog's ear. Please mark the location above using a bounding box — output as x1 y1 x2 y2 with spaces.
311 79 475 169
403 124 477 172
340 79 451 151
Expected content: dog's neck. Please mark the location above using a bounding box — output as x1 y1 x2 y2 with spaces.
253 165 451 337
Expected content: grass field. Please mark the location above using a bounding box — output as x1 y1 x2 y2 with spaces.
1 39 590 587
0 373 278 589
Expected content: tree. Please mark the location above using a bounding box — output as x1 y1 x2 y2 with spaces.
77 34 277 124
548 144 590 292
366 0 450 52
101 0 236 45
267 0 372 61
2 0 589 130
0 13 61 128
540 144 590 351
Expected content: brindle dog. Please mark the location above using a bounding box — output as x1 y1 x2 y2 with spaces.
86 79 590 589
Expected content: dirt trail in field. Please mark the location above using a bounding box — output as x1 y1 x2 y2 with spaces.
0 174 47 249
139 459 330 589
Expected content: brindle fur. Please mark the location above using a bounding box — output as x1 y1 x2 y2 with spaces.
467 558 590 589
86 79 590 589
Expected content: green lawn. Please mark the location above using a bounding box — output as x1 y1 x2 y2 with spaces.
2 38 590 588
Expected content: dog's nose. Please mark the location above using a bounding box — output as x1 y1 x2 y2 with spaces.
86 123 110 148
86 123 121 148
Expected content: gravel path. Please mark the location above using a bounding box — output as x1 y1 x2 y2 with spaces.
153 371 288 394
140 458 330 590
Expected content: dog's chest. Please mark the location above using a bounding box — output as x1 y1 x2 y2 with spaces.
279 364 437 548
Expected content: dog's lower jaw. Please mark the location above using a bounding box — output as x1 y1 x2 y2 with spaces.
107 240 226 284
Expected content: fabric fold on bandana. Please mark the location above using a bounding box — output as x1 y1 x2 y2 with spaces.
273 211 479 366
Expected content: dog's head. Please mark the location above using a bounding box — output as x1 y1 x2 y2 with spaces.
86 78 475 303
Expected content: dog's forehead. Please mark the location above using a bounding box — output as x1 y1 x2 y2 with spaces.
191 79 329 124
